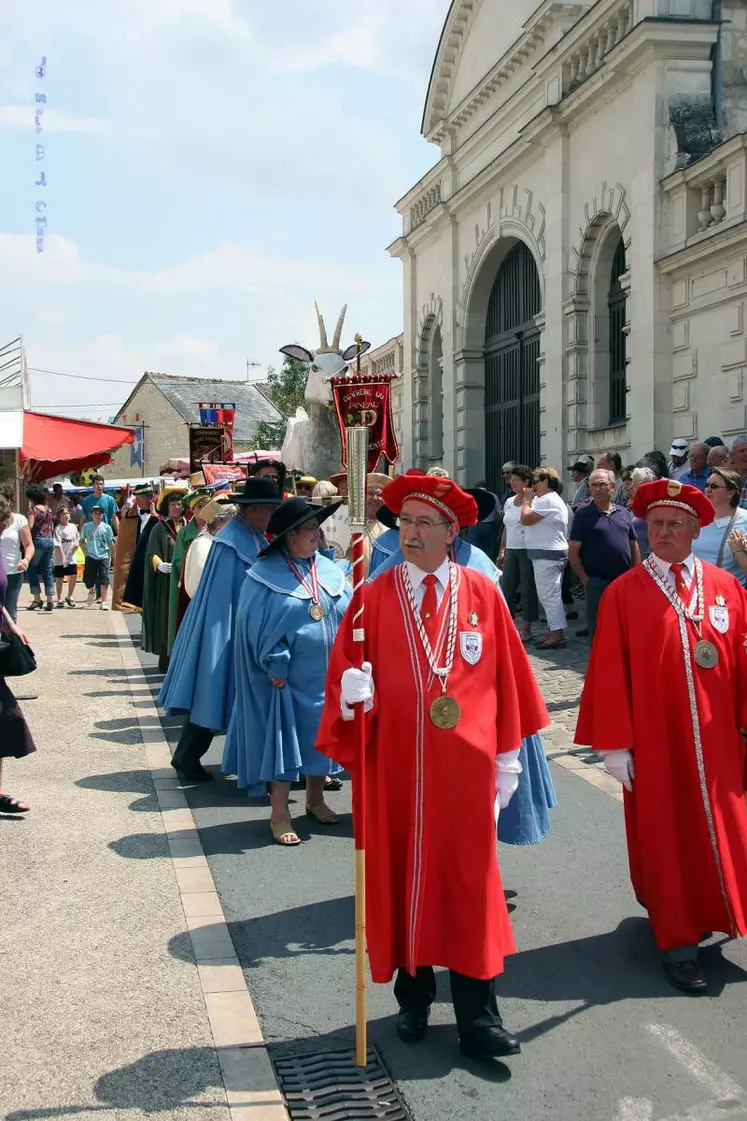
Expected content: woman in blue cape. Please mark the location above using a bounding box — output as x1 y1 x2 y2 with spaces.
223 497 351 846
159 477 282 781
370 486 557 845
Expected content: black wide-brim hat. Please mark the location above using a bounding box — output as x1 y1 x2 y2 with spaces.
233 478 284 506
466 487 496 523
259 497 343 556
376 486 495 529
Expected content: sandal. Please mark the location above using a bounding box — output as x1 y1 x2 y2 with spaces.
0 794 30 814
324 777 343 792
306 801 339 825
270 819 301 846
534 638 566 650
26 601 43 611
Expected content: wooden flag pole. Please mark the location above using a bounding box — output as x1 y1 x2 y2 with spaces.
347 421 369 1067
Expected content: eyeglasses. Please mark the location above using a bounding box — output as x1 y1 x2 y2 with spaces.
705 482 727 491
399 514 449 531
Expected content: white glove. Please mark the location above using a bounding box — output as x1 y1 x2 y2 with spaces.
341 661 374 721
603 749 634 792
496 748 522 809
157 561 172 574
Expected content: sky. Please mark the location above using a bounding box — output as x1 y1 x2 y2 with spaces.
0 0 449 419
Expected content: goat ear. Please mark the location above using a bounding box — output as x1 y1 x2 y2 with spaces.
280 344 313 363
342 341 372 361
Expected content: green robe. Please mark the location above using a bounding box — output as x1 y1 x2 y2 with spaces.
142 519 180 658
167 519 200 655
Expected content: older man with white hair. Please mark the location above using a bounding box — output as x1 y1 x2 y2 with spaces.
707 444 729 470
680 441 709 492
731 434 747 508
569 468 640 639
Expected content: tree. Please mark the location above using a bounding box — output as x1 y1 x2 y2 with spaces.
253 355 308 450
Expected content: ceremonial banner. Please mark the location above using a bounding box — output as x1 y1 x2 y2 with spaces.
197 402 236 462
201 463 246 486
189 425 224 471
330 374 399 473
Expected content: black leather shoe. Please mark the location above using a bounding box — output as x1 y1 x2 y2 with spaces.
663 960 707 994
460 1025 521 1060
172 761 214 783
576 628 589 638
396 1008 429 1043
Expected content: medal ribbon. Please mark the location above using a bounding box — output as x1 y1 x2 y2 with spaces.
402 563 458 696
283 551 321 607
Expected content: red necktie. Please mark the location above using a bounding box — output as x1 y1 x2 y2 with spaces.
670 562 688 603
421 574 439 643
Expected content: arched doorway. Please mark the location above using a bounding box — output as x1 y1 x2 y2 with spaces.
484 242 542 490
428 325 444 461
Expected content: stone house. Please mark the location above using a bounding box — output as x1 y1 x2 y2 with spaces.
389 0 747 489
104 372 282 479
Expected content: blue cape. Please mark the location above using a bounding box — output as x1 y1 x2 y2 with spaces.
369 542 557 844
222 551 351 795
368 527 400 576
157 516 266 731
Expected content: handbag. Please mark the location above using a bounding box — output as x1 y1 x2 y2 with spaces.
0 630 37 677
716 511 738 569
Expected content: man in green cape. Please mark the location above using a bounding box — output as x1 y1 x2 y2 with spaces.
142 486 187 672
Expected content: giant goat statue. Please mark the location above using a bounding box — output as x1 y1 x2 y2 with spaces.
280 302 370 480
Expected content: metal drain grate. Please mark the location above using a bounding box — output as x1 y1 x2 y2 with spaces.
270 1045 412 1120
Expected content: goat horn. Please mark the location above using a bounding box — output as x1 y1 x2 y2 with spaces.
314 300 329 350
331 304 348 351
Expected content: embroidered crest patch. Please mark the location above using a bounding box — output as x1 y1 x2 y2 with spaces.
460 631 482 665
709 604 729 633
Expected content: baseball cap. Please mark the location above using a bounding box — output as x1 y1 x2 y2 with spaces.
669 438 689 457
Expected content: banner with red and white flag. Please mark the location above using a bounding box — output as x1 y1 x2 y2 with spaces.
329 374 399 473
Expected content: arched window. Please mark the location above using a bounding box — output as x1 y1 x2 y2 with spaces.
608 236 627 425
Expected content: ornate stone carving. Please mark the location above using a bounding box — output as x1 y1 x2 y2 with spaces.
417 294 444 362
569 180 630 295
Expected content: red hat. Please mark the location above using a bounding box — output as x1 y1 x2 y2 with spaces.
382 472 478 528
631 479 715 526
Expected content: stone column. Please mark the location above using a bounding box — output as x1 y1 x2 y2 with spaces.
542 128 570 471
453 347 485 484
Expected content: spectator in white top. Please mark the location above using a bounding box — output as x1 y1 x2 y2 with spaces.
183 502 237 599
520 467 570 650
48 483 72 517
0 483 34 623
497 464 539 642
53 507 80 607
667 439 690 481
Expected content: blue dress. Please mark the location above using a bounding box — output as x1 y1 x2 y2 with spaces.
158 517 266 732
369 528 400 575
222 550 351 796
371 540 557 844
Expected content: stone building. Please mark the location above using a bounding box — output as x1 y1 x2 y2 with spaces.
104 372 282 479
389 0 747 489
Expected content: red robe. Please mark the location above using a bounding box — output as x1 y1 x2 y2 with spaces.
575 560 747 951
316 564 548 983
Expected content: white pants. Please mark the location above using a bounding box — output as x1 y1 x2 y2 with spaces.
531 557 567 632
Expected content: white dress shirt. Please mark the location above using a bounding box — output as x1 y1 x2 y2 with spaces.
406 557 451 611
648 551 695 593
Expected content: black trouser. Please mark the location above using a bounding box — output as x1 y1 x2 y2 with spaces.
172 721 214 771
394 967 502 1039
584 576 612 640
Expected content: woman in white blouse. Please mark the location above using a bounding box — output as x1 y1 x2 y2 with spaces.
497 464 539 642
520 467 570 650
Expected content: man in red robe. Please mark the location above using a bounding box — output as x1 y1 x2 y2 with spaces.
576 479 747 993
316 474 548 1061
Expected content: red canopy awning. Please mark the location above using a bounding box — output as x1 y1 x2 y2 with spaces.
20 411 135 482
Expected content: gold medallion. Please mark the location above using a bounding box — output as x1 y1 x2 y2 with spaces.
429 695 461 729
694 639 719 669
309 602 324 622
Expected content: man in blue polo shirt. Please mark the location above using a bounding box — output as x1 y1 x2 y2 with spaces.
569 468 641 640
679 441 709 492
79 475 119 532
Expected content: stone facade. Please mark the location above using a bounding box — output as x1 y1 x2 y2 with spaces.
389 0 747 487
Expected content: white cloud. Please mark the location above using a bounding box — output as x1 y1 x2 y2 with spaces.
0 105 106 132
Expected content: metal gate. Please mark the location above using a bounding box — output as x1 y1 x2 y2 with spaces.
608 236 627 426
484 242 541 492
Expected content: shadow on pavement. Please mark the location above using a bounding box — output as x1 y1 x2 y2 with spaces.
499 916 747 1041
5 1045 226 1119
109 832 170 860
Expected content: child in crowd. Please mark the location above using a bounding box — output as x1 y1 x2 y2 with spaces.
80 505 115 610
53 507 80 608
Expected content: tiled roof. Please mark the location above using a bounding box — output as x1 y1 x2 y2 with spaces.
147 373 282 442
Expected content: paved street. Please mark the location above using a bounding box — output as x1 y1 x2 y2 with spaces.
2 603 746 1121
